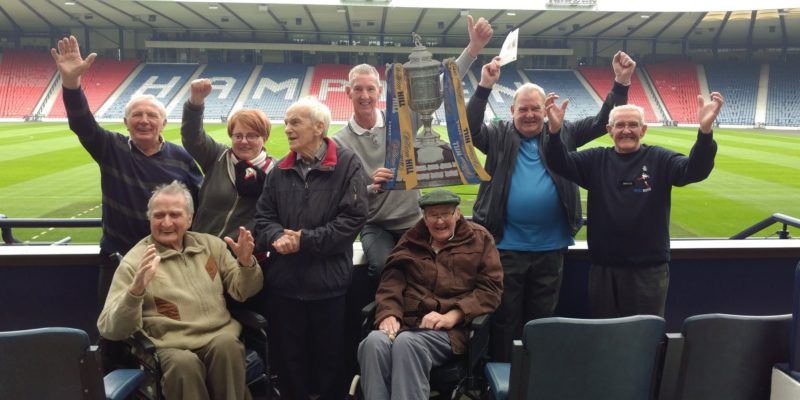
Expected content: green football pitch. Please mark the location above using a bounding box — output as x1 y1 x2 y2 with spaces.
1 121 798 244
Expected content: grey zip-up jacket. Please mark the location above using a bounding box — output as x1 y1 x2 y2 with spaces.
467 81 629 241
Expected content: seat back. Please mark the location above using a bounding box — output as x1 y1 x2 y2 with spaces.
518 315 666 400
0 327 105 400
676 313 792 400
789 260 800 371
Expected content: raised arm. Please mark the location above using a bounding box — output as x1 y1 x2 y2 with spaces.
467 57 502 152
50 36 96 90
567 51 634 148
671 92 724 186
181 78 225 167
612 50 636 86
453 15 493 78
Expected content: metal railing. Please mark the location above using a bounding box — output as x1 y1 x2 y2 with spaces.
0 215 101 245
730 213 799 240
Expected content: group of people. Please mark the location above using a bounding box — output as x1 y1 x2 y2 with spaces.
51 11 724 399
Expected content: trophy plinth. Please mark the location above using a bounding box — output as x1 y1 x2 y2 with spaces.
403 33 446 163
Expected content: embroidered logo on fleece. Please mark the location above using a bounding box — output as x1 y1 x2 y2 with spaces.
633 165 652 193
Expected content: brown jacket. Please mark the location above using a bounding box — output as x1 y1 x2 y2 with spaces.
374 215 503 354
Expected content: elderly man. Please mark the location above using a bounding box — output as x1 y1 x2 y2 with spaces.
357 190 503 400
98 181 263 400
254 97 368 399
333 15 493 287
51 36 202 307
544 96 723 318
468 52 635 362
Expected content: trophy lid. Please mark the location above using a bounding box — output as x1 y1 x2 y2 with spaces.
405 32 440 69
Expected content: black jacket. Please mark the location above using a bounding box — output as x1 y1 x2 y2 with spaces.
254 138 368 300
467 82 629 241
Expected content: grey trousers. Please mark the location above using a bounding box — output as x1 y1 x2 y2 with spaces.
358 329 452 400
589 262 670 318
156 332 250 400
490 249 564 362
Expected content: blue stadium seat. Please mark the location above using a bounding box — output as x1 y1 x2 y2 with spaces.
704 61 759 126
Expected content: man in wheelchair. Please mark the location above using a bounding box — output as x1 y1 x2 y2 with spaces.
358 190 504 399
97 181 264 400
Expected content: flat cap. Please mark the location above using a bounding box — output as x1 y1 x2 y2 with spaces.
418 190 461 208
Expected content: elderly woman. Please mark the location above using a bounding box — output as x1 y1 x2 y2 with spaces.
181 78 275 242
358 190 503 400
254 97 368 399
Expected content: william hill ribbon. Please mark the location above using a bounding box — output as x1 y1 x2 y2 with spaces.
442 59 491 184
384 60 490 189
384 63 417 190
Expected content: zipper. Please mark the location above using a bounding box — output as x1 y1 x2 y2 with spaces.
217 195 241 238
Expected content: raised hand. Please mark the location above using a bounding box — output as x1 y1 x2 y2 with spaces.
466 15 493 58
697 92 725 134
545 92 569 134
50 35 96 90
224 226 256 266
129 244 159 296
612 51 636 86
189 78 213 106
479 56 502 89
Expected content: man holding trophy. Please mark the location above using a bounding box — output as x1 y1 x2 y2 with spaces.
333 15 494 286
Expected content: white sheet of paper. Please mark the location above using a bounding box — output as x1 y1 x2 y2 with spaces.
498 28 519 66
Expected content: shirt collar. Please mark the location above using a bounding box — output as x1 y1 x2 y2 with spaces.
128 136 164 154
348 109 384 136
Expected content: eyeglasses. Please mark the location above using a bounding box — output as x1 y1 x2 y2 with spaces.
424 210 456 222
611 121 642 130
231 133 262 142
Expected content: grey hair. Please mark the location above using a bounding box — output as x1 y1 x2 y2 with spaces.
512 83 547 109
609 104 646 126
288 97 332 136
125 94 167 120
147 180 194 218
348 64 382 88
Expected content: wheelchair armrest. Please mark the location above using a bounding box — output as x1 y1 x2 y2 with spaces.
470 313 489 331
361 301 378 318
230 308 268 330
361 301 378 337
126 331 156 356
467 313 492 373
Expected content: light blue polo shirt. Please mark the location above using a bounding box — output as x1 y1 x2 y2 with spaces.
496 135 574 251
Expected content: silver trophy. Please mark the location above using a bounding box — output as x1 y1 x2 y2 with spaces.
404 33 448 164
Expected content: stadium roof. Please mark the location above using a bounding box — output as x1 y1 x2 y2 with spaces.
0 0 797 49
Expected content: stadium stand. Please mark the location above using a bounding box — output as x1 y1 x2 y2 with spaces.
645 61 700 124
166 63 255 121
766 63 800 127
578 66 658 123
100 64 198 119
523 69 599 120
47 58 139 118
703 61 759 126
479 64 527 120
241 63 307 121
0 49 55 118
308 64 386 121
